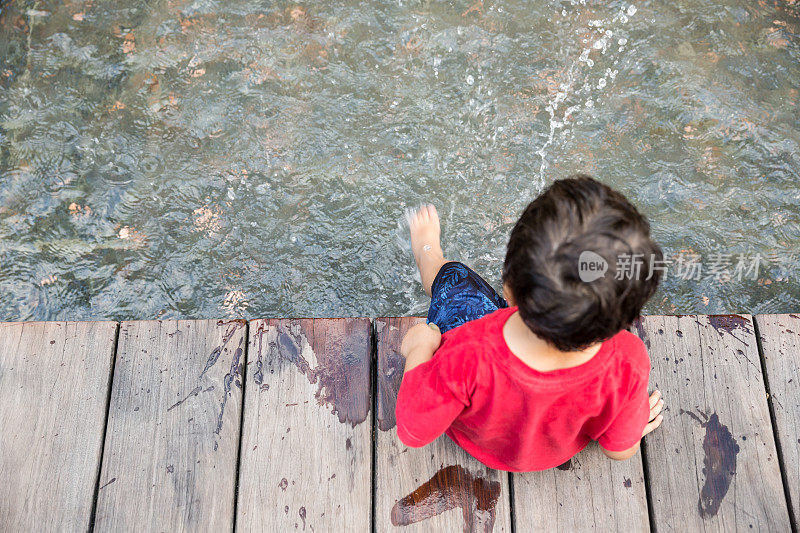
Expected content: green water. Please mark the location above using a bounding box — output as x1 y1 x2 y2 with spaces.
1 0 798 320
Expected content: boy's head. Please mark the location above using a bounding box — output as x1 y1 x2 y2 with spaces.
502 174 662 352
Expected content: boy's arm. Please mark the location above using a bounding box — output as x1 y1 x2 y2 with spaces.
395 323 472 447
400 323 442 372
600 390 664 460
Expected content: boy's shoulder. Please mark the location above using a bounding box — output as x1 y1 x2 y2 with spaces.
609 328 651 378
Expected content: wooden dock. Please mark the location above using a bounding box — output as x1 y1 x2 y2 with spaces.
1 314 798 532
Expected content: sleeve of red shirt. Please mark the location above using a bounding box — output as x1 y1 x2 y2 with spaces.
394 341 479 448
597 365 651 452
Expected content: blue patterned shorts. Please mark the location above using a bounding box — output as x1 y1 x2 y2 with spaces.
427 262 508 334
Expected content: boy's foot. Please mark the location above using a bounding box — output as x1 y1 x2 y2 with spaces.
409 204 447 296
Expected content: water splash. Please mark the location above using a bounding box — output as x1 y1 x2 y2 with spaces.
535 3 638 187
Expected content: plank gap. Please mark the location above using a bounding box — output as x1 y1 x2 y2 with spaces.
370 319 379 533
753 316 798 532
633 317 660 533
231 320 250 533
88 321 121 533
508 472 517 533
639 437 658 533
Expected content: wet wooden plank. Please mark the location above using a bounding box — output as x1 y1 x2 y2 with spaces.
632 315 790 531
755 313 800 524
237 318 372 531
374 317 512 533
0 321 117 532
512 444 649 531
94 320 246 532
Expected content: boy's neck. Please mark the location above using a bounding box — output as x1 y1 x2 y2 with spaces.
502 311 602 372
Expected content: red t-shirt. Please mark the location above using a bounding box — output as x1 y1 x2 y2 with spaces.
395 306 651 472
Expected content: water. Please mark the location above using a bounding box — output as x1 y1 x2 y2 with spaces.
1 0 798 321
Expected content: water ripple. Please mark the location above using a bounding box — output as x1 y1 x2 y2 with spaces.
1 0 798 320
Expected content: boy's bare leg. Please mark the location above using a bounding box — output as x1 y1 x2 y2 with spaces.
409 204 447 297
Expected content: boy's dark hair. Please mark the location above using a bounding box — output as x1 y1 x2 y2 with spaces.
502 174 662 352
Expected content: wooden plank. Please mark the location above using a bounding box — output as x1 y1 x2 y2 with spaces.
94 319 246 532
0 321 117 532
512 443 649 531
237 318 372 531
375 317 512 533
755 313 800 525
632 315 790 531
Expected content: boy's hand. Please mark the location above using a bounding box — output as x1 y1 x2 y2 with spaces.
400 323 442 359
642 390 664 437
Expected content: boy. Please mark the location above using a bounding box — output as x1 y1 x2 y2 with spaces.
396 175 664 471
